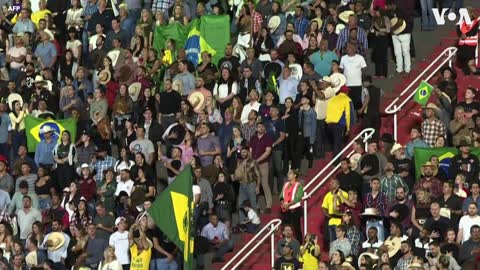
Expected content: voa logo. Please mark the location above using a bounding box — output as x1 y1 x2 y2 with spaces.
432 8 472 25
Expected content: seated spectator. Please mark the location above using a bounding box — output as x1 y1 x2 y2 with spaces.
274 241 301 270
426 241 461 270
276 225 300 258
329 225 351 258
200 213 234 263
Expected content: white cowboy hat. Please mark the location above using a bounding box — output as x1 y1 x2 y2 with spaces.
76 163 92 176
329 73 347 93
289 63 303 81
7 93 23 111
349 152 362 171
390 17 406 35
268 15 281 33
46 232 65 251
358 252 379 268
390 143 403 155
339 10 355 24
43 29 54 41
107 50 120 67
98 70 112 85
335 23 346 35
33 75 46 84
188 91 205 112
340 261 356 270
40 125 55 134
360 208 380 216
128 82 142 102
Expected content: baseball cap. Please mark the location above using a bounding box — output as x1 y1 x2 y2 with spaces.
115 217 126 226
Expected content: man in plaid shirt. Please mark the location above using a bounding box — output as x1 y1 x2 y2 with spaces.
380 162 409 206
421 103 446 147
247 0 263 35
395 241 415 270
90 144 116 183
342 211 361 257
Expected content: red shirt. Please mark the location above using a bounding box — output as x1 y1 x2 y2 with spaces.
78 177 97 202
249 132 273 164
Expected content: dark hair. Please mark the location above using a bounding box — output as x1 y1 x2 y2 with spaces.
362 75 373 83
23 195 32 202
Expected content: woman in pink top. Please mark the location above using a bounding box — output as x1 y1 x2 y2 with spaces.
179 130 195 165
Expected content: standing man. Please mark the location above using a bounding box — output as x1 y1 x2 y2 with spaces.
173 60 195 96
249 122 273 213
17 196 42 243
322 179 348 242
387 0 413 77
234 147 261 221
421 103 446 147
340 43 367 111
267 106 286 195
34 126 57 169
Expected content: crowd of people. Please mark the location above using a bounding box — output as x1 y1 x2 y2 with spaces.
0 0 475 269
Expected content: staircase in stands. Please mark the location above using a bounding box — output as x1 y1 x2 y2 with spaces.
213 34 480 270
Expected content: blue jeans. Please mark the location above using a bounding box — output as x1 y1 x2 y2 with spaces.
149 258 178 270
420 0 435 29
366 220 385 242
328 225 337 242
237 183 257 221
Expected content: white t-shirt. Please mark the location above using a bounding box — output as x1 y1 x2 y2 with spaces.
213 81 238 99
340 54 367 87
109 231 130 265
89 34 106 51
115 179 134 196
459 215 480 243
241 101 261 124
129 138 155 164
66 39 82 60
7 46 27 70
247 208 260 224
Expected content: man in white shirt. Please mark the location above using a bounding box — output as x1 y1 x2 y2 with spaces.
278 66 299 105
115 169 134 196
200 213 234 263
129 126 155 165
339 42 367 110
240 89 261 124
17 196 42 242
457 202 480 243
6 35 27 81
109 217 130 268
42 219 71 263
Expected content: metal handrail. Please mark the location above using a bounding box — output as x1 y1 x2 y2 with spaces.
301 128 376 234
221 219 283 270
384 47 458 114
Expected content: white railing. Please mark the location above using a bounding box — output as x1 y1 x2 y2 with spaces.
302 128 376 234
384 47 458 140
221 219 282 270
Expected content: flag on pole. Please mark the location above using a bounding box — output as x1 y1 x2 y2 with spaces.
147 165 195 270
413 80 434 106
185 26 216 66
199 15 231 65
24 115 77 152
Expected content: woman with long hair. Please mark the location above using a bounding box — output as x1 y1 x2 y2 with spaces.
9 100 28 155
66 27 82 63
25 221 44 249
226 125 247 175
70 198 92 230
329 249 345 268
70 224 88 260
34 166 55 210
231 97 243 123
113 85 134 148
204 96 223 126
90 87 108 120
441 228 460 261
136 88 155 116
97 169 117 213
0 222 12 261
213 172 235 223
99 56 117 110
236 5 252 42
65 0 83 30
303 35 319 61
145 48 163 89
132 33 145 62
180 98 196 125
133 167 156 199
61 181 82 220
77 164 96 210
138 9 154 47
57 49 78 83
98 246 122 270
296 96 316 169
114 147 135 174
254 27 274 62
213 68 238 116
169 3 188 25
372 8 390 79
282 97 299 172
53 130 76 190
179 130 195 165
411 188 432 238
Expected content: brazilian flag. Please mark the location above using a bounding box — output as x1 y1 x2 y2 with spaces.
413 80 433 106
414 147 480 179
24 115 77 152
148 165 195 270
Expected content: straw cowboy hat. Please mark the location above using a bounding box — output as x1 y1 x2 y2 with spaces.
408 262 425 270
421 161 438 176
268 15 281 33
40 125 55 135
128 82 142 102
188 92 205 112
339 10 355 24
390 17 406 35
46 232 65 251
340 261 356 270
7 93 23 111
98 70 112 85
457 136 472 148
422 102 440 114
390 143 403 155
43 29 54 41
118 65 133 85
360 208 380 217
25 251 37 267
349 153 362 171
107 50 120 67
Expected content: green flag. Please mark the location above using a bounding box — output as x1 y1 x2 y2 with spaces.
199 15 231 65
24 116 77 152
148 165 195 270
413 147 457 179
413 80 433 106
152 22 189 54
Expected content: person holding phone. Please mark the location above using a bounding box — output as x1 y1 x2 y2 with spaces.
300 233 320 270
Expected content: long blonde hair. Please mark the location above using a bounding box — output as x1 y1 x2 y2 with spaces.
102 246 117 266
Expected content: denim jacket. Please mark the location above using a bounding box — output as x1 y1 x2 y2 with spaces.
298 107 317 144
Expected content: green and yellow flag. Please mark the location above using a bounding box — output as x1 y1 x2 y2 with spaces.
24 115 77 152
414 147 480 179
413 80 433 106
148 165 195 270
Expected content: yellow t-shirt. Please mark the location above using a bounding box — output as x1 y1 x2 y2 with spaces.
300 244 320 270
31 9 52 29
321 190 348 225
130 244 152 270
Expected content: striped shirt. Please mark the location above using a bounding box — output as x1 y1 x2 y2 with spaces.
380 174 409 205
294 16 309 39
336 26 368 53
